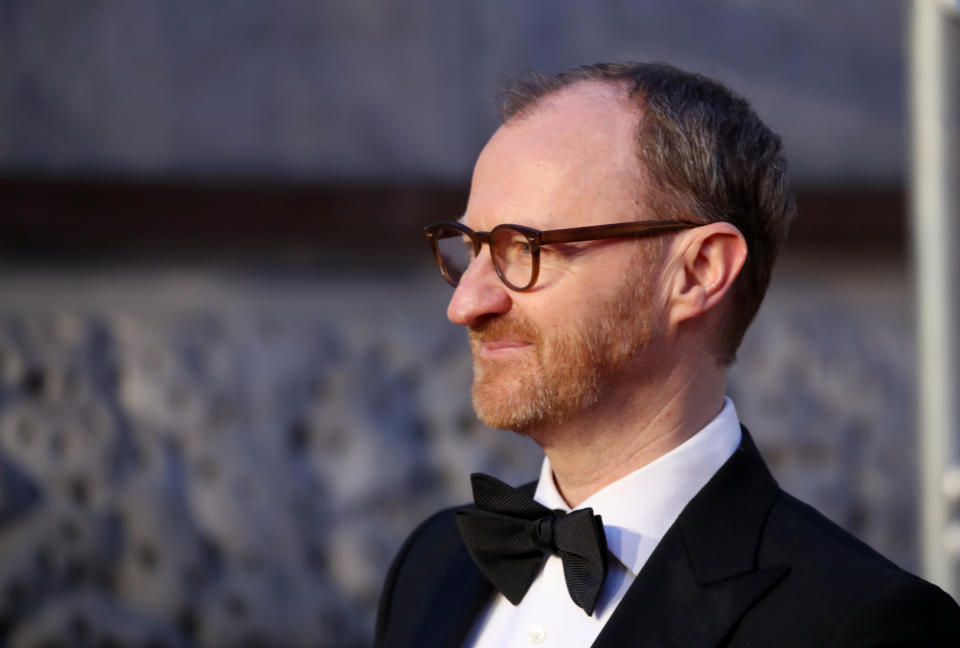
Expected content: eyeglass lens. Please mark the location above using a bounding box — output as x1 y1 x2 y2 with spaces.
434 226 475 286
433 225 535 290
491 227 534 289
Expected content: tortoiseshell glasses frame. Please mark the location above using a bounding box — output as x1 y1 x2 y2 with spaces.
424 219 700 291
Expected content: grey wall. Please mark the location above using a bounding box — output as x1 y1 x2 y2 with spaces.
2 0 904 185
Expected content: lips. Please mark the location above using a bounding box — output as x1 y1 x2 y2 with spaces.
469 315 540 359
475 339 533 358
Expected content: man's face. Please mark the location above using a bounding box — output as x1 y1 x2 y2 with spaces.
447 82 670 436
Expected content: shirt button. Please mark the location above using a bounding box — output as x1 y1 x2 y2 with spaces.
528 626 546 644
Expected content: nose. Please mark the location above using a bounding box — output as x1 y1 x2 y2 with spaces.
446 248 512 326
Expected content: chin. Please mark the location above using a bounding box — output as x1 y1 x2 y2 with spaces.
470 376 592 437
471 383 540 433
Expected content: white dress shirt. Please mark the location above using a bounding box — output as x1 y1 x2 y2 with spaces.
465 397 743 648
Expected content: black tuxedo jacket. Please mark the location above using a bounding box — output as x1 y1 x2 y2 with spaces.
376 430 960 647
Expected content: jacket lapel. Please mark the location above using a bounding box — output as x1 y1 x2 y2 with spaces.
592 429 789 647
407 525 495 647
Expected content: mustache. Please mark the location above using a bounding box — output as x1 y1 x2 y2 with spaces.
469 314 541 345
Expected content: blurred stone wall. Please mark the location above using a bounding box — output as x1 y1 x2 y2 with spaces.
0 258 919 647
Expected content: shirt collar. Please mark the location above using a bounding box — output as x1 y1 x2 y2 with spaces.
533 397 742 577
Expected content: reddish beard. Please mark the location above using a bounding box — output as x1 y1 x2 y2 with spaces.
467 265 656 435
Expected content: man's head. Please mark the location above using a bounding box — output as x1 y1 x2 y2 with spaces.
433 62 795 434
497 63 796 364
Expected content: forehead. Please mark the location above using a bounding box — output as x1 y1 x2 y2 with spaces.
464 82 645 231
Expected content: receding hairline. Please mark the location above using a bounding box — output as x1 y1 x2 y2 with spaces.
499 77 640 126
495 78 667 226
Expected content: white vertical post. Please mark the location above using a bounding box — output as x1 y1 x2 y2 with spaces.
909 0 960 598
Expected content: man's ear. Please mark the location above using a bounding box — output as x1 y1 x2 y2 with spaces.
666 222 748 328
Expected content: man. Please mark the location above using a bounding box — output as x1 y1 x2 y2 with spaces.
376 62 960 647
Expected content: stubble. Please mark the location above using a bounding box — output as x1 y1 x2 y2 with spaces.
468 257 658 435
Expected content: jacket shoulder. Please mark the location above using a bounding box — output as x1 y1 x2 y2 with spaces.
738 489 960 645
763 490 902 572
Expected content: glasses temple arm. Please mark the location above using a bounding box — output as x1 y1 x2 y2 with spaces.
540 221 698 244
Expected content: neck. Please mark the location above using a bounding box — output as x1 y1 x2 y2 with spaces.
530 357 727 508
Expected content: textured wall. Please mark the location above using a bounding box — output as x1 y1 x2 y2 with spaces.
0 259 920 646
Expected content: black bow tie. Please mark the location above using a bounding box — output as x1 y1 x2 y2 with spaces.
456 472 608 616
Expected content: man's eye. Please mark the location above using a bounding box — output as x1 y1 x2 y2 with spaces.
503 241 530 259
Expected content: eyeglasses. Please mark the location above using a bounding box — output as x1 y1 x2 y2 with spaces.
424 219 700 291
